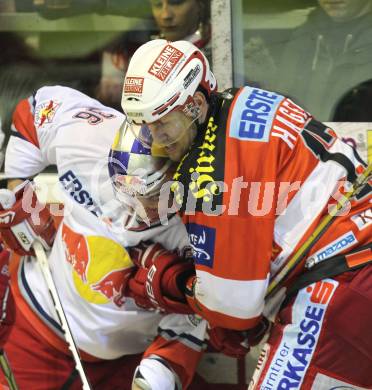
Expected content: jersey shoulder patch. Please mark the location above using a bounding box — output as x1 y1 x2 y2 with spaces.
228 86 284 142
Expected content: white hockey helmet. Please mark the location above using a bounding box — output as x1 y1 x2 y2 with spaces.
121 39 217 125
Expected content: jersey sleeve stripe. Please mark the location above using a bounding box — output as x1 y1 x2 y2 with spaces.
157 327 206 351
188 295 262 330
12 98 39 148
10 126 29 142
191 270 268 328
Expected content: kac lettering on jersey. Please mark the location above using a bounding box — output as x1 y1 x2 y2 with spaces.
59 170 101 217
261 280 337 390
186 223 216 268
229 87 283 142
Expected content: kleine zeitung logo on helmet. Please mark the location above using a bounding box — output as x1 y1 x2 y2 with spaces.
124 77 144 94
148 44 184 82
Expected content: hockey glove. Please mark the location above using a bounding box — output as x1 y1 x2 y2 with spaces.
208 317 270 358
128 242 195 314
0 181 56 256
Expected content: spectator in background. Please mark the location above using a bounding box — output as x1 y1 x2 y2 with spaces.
96 31 152 110
96 0 211 109
333 79 372 121
274 0 372 121
150 0 211 57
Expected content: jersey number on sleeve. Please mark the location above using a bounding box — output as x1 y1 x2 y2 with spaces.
73 108 116 125
302 119 359 183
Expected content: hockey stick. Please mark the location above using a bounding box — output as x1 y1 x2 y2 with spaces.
266 163 372 299
33 241 92 390
0 349 18 390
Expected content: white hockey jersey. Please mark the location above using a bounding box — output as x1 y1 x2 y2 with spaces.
6 86 205 360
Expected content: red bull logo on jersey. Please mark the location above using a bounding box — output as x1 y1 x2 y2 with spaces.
62 224 90 283
115 174 147 196
62 223 134 306
91 268 132 307
259 279 338 390
34 100 60 128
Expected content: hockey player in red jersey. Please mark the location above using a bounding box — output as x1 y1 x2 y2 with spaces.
0 86 211 390
119 39 372 388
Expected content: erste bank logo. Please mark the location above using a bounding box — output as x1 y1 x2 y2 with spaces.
229 86 283 142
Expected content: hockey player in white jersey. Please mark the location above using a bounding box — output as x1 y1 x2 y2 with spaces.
0 85 209 390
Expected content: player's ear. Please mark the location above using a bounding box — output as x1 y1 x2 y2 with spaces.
193 91 209 121
193 91 207 107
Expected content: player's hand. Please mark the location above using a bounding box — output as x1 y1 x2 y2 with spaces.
208 317 270 358
128 241 195 314
0 247 15 348
0 181 56 256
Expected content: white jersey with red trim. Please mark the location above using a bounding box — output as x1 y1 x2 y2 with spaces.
5 86 204 360
177 86 371 330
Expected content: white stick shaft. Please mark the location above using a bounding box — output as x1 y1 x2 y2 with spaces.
33 241 92 390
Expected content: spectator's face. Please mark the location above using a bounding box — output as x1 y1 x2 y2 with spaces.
318 0 371 22
151 0 201 41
